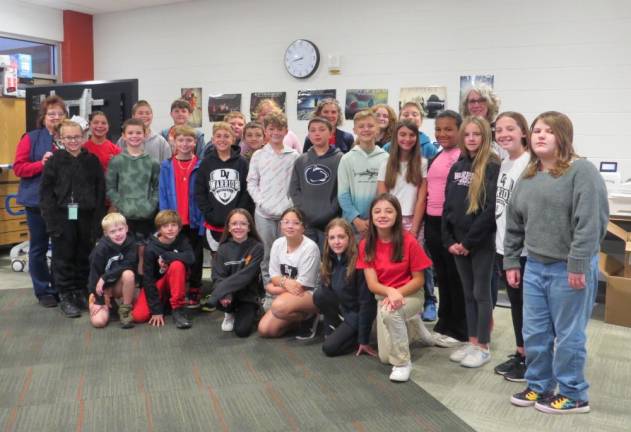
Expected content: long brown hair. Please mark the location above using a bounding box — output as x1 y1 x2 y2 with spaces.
364 193 404 263
459 116 500 214
320 218 357 286
524 111 577 179
384 120 423 191
220 208 262 244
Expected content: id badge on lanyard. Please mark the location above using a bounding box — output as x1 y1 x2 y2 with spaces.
68 193 78 220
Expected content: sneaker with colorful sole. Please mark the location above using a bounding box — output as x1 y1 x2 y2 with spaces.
534 394 590 414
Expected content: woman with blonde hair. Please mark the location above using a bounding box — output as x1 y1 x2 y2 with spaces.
442 116 500 368
303 98 354 153
506 112 607 414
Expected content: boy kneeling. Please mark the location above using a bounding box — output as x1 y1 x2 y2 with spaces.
88 213 137 328
132 210 195 329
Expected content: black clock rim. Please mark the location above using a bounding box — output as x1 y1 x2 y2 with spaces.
285 39 320 79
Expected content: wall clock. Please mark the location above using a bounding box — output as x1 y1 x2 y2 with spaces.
284 39 320 79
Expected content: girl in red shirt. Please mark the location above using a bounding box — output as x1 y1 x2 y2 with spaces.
356 193 434 382
83 111 121 172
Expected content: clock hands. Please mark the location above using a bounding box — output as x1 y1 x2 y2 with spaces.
292 56 304 63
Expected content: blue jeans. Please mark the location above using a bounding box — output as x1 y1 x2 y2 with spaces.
25 207 55 299
522 256 598 401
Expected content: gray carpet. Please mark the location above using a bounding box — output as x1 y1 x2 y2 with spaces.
0 289 474 432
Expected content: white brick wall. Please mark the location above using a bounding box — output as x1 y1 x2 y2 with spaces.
93 0 631 177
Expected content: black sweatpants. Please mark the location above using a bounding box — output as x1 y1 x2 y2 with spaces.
218 301 258 338
496 253 526 348
51 213 94 298
181 225 203 290
424 216 468 341
313 286 358 357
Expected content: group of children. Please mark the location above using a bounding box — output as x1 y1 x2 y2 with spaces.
15 90 608 414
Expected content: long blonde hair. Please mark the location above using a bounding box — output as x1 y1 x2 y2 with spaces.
459 116 499 214
524 111 577 179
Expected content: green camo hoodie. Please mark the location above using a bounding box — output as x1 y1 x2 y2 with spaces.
106 151 160 220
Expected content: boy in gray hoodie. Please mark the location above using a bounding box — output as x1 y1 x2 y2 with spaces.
290 117 343 249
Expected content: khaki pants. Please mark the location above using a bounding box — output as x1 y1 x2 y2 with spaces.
376 291 423 366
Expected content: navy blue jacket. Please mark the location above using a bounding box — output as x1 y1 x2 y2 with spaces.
323 252 376 345
16 128 55 208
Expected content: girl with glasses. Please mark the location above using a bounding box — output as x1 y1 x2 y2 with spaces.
257 208 321 339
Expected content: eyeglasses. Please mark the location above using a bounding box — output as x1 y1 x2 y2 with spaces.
281 220 302 227
467 98 487 105
61 136 83 142
229 221 249 228
46 111 65 118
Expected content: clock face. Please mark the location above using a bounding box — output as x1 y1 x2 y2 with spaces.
284 39 320 79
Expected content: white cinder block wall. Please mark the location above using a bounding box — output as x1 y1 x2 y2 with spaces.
94 0 631 178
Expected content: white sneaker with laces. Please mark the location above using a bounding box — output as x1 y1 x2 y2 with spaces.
221 313 235 332
449 343 473 362
389 362 412 382
460 346 491 368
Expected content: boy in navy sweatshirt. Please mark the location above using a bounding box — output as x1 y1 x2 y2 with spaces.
88 213 137 328
289 117 343 249
132 210 195 329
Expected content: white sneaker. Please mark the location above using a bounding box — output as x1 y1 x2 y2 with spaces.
221 313 235 332
449 343 473 362
460 346 491 368
435 334 463 348
389 362 412 382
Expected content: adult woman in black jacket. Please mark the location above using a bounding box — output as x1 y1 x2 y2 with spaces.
314 218 377 357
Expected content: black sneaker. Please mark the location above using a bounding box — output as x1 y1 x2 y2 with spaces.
173 308 192 329
38 294 58 308
295 314 319 341
494 353 521 375
59 297 81 318
70 291 89 311
504 358 527 382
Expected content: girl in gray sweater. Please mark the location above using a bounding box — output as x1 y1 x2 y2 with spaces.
505 111 608 414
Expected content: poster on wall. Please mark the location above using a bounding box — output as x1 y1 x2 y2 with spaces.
344 89 388 120
181 88 202 127
459 75 494 106
296 89 336 120
250 91 287 120
208 93 242 122
399 87 446 119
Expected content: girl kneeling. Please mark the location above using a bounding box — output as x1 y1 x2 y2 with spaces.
257 208 321 339
207 209 264 337
357 194 433 382
314 218 377 357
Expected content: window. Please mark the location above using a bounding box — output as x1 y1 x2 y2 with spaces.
0 36 58 79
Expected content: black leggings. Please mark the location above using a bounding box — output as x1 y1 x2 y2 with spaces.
496 254 525 348
424 216 468 341
453 247 495 345
313 287 358 357
218 301 258 338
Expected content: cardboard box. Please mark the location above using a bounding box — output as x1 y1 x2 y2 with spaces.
599 252 631 328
